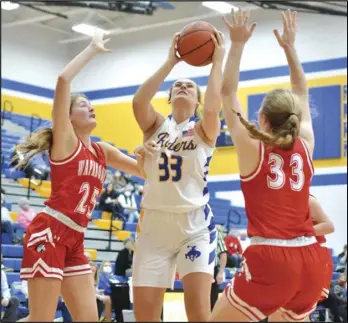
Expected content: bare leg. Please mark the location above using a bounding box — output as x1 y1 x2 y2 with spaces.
182 272 213 322
133 287 166 322
103 296 112 322
209 291 250 322
61 274 98 322
22 278 61 322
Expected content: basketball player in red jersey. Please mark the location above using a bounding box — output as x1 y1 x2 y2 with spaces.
15 32 153 322
269 194 335 321
209 9 330 322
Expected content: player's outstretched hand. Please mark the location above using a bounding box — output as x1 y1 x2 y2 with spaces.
223 8 256 44
90 30 112 53
134 140 159 178
273 9 297 49
211 30 225 65
167 33 182 66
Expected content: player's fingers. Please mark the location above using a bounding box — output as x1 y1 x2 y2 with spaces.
249 23 257 36
292 11 298 29
243 9 250 25
281 11 289 31
231 8 237 25
222 15 233 29
211 34 219 47
237 7 243 25
273 29 282 45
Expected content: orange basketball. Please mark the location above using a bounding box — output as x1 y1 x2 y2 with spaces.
177 21 216 67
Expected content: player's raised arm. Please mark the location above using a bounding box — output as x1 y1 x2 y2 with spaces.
199 31 225 143
221 9 259 172
310 195 335 236
98 141 158 179
274 10 314 156
52 31 111 160
132 34 182 139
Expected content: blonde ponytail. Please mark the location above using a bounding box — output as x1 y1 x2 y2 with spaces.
233 110 299 150
13 128 53 169
231 89 301 150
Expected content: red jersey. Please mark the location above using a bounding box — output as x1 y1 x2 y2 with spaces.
240 138 315 239
312 220 326 244
45 140 107 228
225 235 243 255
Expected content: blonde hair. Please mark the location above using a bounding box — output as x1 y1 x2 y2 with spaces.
234 89 301 150
99 260 111 274
14 94 87 168
90 261 99 287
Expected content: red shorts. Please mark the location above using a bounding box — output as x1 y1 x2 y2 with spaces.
319 246 333 300
20 212 91 281
224 242 330 322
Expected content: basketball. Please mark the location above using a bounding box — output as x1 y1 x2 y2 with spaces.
177 21 216 67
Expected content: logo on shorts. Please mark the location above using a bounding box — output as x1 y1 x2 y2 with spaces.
185 246 201 262
36 244 46 253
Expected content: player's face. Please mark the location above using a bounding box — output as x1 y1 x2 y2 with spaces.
70 96 96 130
171 79 198 108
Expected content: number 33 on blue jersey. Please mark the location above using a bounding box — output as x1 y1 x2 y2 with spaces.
158 152 183 182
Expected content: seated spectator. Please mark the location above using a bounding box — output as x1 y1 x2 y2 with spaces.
10 147 50 181
115 238 134 277
318 278 347 322
1 193 19 244
91 262 112 322
117 190 139 223
225 229 243 268
99 183 123 221
17 198 37 231
98 261 114 299
337 244 347 273
1 269 20 322
112 171 133 194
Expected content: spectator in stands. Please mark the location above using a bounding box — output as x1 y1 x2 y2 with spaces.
27 151 50 181
225 229 243 268
337 244 347 273
115 238 134 277
1 269 20 322
99 183 123 220
117 190 139 223
112 171 133 194
211 229 227 311
91 261 112 322
318 279 347 322
17 198 37 231
1 193 19 244
10 148 50 181
98 261 114 299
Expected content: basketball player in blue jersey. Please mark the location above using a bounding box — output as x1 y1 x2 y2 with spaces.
131 31 225 321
